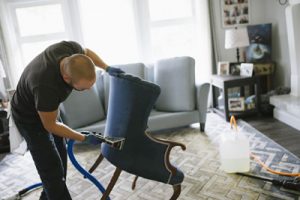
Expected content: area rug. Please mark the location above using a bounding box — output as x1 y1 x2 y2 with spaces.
1 113 300 200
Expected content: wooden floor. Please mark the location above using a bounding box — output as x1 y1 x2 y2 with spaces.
244 115 300 158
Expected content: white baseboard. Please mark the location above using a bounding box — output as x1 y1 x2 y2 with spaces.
273 108 300 131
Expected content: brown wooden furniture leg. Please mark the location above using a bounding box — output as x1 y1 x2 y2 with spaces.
170 184 181 200
88 153 104 174
101 168 122 200
132 176 139 190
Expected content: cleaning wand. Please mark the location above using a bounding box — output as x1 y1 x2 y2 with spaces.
93 133 125 150
237 173 300 192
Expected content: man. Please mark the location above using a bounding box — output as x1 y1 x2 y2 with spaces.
10 41 123 200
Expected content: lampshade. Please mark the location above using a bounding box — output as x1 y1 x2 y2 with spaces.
0 59 6 78
225 28 250 49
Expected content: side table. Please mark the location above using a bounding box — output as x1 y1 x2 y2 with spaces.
211 75 261 121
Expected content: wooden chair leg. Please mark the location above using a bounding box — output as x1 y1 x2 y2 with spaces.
101 168 122 200
170 184 181 200
88 153 104 174
132 176 139 190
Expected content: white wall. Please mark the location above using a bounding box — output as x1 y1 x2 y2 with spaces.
211 0 290 88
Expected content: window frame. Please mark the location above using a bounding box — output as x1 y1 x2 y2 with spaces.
0 0 82 87
133 0 198 62
0 0 211 86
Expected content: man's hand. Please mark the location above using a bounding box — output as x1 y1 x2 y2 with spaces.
106 66 125 76
81 131 102 145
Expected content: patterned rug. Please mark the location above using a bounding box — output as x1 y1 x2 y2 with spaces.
1 113 300 200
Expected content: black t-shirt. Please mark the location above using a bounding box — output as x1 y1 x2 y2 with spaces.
11 41 84 125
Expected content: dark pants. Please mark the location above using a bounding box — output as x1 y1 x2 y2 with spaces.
14 120 72 200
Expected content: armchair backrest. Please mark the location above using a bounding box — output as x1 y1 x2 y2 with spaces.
101 73 161 172
154 56 196 112
103 63 146 113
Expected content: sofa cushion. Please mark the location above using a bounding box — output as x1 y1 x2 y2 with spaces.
60 85 105 129
145 63 154 83
76 119 106 133
154 56 196 112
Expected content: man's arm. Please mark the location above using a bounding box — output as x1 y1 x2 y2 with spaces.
38 109 85 141
84 48 108 71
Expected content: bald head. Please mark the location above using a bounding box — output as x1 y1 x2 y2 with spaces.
63 54 96 83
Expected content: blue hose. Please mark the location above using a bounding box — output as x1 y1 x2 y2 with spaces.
11 140 109 200
18 183 43 195
67 139 110 200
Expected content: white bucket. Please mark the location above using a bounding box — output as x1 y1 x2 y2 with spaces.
219 116 250 173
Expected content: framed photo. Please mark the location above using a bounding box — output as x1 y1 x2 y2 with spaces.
253 62 275 75
228 97 245 111
240 63 254 77
221 0 250 28
229 62 241 75
246 23 272 62
217 61 230 75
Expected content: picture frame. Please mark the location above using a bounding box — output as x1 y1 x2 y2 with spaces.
217 61 230 75
228 97 245 111
221 0 250 28
253 62 275 75
246 23 272 62
240 63 254 77
229 62 241 75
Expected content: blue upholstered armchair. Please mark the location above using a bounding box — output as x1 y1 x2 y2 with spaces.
89 73 186 200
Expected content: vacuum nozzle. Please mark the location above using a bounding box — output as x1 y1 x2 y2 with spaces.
94 133 125 150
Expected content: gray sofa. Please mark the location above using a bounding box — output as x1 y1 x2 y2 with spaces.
59 56 210 133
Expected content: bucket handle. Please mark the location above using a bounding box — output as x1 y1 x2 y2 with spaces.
230 115 238 132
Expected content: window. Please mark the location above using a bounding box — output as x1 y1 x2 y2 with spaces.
148 0 193 21
150 23 196 59
135 0 213 84
0 0 76 86
79 0 201 64
1 0 212 86
78 0 139 64
147 0 196 60
15 3 67 64
15 4 65 37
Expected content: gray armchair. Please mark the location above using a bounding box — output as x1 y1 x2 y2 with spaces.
60 56 210 133
147 57 210 132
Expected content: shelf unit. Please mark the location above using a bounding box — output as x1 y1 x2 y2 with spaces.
211 75 261 121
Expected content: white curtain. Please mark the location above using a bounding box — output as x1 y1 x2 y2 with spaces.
78 0 213 84
78 0 140 65
194 0 213 84
0 25 11 100
0 0 213 87
0 60 6 100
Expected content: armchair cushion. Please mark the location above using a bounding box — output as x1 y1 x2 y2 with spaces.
154 56 196 112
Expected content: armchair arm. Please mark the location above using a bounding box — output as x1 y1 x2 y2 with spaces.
196 83 210 124
145 131 186 175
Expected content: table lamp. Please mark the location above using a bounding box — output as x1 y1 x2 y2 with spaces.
225 27 250 63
